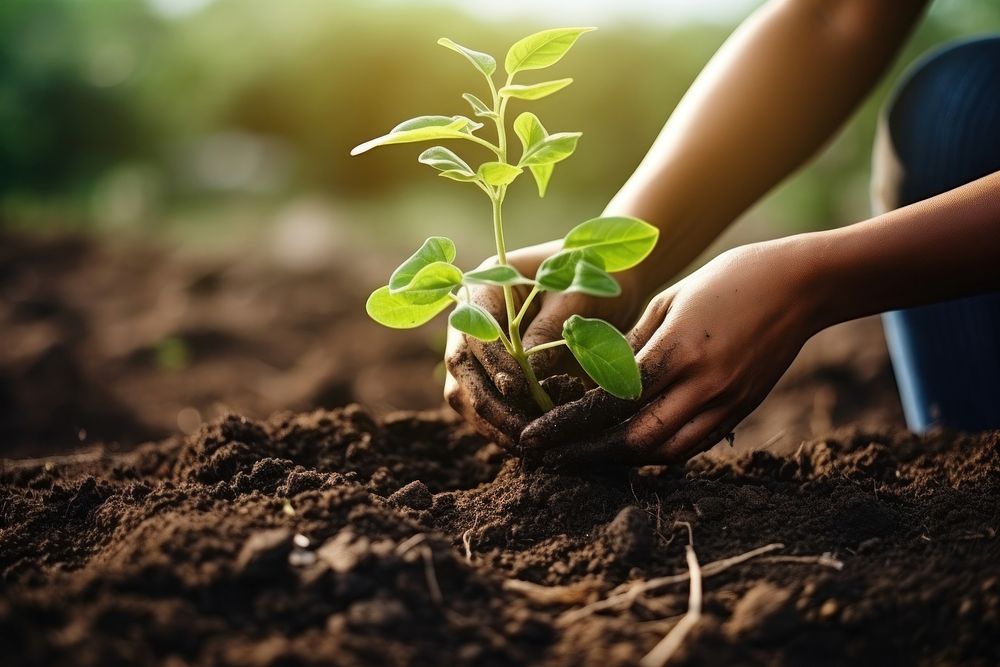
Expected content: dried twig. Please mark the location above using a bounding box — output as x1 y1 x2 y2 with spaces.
503 579 596 606
640 537 702 667
760 430 786 450
395 533 427 555
462 529 474 562
759 553 844 570
556 542 784 626
3 447 108 470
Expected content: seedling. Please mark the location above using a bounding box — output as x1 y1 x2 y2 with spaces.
353 27 658 412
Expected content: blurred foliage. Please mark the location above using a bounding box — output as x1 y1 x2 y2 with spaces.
2 0 999 260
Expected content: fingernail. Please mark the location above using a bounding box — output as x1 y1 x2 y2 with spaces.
494 372 516 396
519 435 540 450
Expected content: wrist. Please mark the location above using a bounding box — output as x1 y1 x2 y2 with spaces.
773 230 844 337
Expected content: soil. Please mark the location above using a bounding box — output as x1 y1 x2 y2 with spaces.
0 232 443 457
2 407 998 666
2 233 997 665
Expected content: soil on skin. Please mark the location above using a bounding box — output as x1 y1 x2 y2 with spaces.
2 405 998 666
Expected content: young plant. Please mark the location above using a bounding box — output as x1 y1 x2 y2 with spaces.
353 27 659 412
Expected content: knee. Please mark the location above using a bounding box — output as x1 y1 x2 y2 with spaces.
873 36 1000 209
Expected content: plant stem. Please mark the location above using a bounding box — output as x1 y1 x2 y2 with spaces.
514 346 554 411
487 77 506 161
526 339 568 356
511 285 540 328
490 194 553 412
467 134 503 157
485 76 553 413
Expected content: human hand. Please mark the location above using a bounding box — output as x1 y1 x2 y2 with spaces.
444 241 646 450
519 239 823 465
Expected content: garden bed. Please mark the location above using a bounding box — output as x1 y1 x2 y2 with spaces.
2 406 998 665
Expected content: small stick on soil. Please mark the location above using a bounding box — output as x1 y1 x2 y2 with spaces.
3 447 108 470
396 533 427 555
759 553 844 570
503 579 596 606
640 529 702 667
556 542 784 627
760 430 786 450
462 529 474 562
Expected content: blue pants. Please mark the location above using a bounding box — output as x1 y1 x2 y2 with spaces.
876 36 1000 432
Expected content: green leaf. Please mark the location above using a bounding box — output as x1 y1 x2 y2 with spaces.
562 216 660 272
367 286 453 329
393 261 463 304
439 170 479 182
392 116 464 132
449 302 503 341
505 27 596 76
563 315 641 399
514 112 547 150
513 113 555 197
567 260 621 297
519 132 581 167
418 146 474 176
463 265 533 286
437 37 496 77
499 78 573 100
351 116 471 155
536 250 619 296
452 115 485 134
389 237 457 291
535 248 598 292
478 161 522 187
529 163 554 197
463 93 497 118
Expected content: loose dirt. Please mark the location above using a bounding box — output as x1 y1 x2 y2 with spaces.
2 406 998 665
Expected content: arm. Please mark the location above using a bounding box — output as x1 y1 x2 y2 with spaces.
521 171 1000 464
445 0 929 447
811 170 1000 326
613 0 928 294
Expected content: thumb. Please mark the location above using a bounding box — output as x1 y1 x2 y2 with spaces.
520 294 578 377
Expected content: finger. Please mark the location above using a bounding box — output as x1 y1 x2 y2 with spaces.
649 405 739 464
626 289 674 352
520 294 579 377
519 387 638 451
464 283 532 397
444 374 515 449
518 313 684 451
466 338 527 397
444 337 528 448
533 381 709 465
629 285 700 395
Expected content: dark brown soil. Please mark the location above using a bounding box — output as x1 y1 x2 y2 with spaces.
2 405 998 666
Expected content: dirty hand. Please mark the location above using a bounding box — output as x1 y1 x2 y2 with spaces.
519 239 823 464
444 241 644 450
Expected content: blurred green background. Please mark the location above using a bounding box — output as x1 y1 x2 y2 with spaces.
3 0 1000 269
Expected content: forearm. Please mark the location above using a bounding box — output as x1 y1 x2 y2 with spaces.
802 170 1000 330
609 0 927 296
